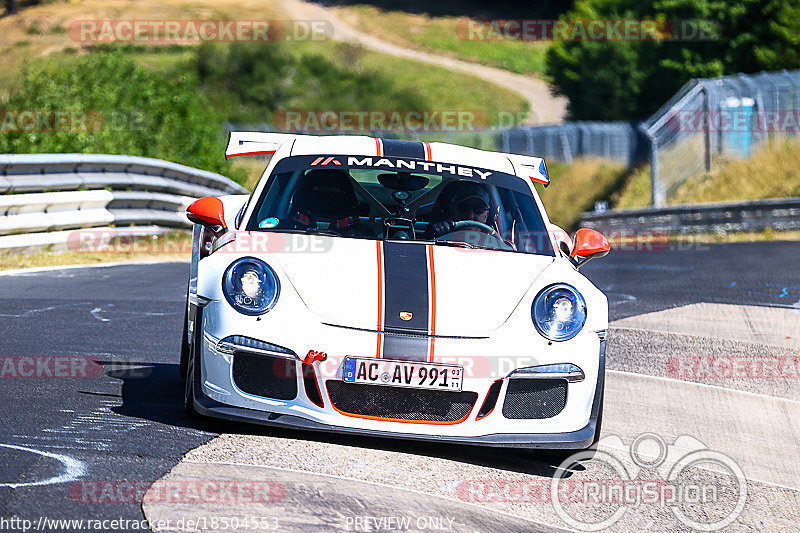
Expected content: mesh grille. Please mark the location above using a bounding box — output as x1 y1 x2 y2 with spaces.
232 352 298 400
502 379 567 419
327 381 477 422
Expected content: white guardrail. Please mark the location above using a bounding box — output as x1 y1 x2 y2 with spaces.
0 154 248 252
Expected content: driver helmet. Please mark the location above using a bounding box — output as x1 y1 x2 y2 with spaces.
447 181 495 226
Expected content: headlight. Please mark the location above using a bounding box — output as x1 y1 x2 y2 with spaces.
222 257 280 315
532 284 586 341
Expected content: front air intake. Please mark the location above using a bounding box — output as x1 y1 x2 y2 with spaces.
501 378 567 419
232 352 298 400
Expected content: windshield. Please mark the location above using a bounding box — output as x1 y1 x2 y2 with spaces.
246 155 554 256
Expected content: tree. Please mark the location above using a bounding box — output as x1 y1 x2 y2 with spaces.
545 0 800 121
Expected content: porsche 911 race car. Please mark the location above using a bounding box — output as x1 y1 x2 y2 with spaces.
181 132 610 450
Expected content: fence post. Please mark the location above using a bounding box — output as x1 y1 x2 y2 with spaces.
701 83 712 172
639 124 664 207
560 130 572 162
501 129 510 153
526 128 534 156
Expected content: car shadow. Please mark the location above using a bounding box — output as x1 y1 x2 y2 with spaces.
105 359 586 480
100 360 235 434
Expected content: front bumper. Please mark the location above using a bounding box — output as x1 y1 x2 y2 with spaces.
193 342 605 449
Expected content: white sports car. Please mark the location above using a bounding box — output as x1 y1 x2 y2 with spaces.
181 132 610 451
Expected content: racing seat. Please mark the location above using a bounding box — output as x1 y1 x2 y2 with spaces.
290 169 365 234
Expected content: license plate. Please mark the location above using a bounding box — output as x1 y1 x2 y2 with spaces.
342 357 464 392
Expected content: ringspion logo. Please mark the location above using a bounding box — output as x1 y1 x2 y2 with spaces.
550 434 747 531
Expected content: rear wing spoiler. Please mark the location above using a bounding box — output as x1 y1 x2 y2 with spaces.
505 154 550 187
225 132 300 158
225 131 551 186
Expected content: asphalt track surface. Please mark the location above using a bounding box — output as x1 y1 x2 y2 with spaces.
0 241 798 531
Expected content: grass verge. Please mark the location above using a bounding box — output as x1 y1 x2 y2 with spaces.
0 231 191 271
0 0 283 94
335 5 550 78
671 139 800 204
613 139 800 209
610 165 651 208
537 158 629 230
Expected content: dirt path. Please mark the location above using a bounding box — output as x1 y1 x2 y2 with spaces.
279 0 567 125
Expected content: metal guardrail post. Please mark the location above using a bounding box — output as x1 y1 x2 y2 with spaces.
701 83 712 172
560 130 572 162
639 124 664 207
526 129 534 156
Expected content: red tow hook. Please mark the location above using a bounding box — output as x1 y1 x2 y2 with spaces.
304 349 327 365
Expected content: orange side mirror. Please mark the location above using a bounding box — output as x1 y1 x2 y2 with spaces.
187 197 226 233
571 228 610 261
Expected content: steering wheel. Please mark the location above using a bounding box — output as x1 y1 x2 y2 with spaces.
450 220 496 235
435 220 515 251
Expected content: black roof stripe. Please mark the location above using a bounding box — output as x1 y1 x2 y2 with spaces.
380 139 426 160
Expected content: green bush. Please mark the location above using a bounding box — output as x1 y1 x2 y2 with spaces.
195 41 294 121
194 41 428 124
0 41 434 183
0 51 240 180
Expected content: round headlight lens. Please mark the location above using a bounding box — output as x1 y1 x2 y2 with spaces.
222 257 280 315
532 284 586 341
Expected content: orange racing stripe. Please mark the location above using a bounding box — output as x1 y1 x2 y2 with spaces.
375 240 384 358
427 244 437 362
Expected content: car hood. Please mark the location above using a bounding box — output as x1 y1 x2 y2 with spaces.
269 235 553 336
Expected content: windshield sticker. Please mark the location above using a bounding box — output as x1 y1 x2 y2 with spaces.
271 154 530 194
345 157 493 180
259 217 280 229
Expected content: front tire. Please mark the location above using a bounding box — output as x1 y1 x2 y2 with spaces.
179 304 189 379
184 357 197 417
183 307 202 417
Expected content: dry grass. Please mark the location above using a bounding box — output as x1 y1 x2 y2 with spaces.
0 0 283 93
0 231 191 270
682 228 800 243
538 157 628 230
0 0 528 119
285 38 528 122
672 139 800 203
610 164 652 208
610 228 800 247
613 139 800 209
230 157 269 191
